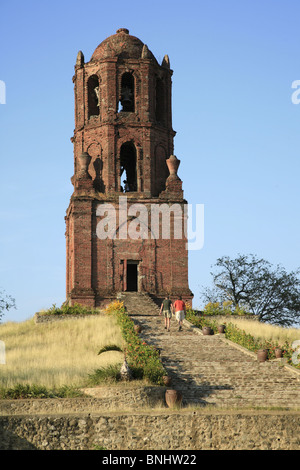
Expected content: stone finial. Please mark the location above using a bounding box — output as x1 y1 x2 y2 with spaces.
77 152 92 179
76 51 84 67
166 155 180 178
165 155 183 194
116 28 129 34
141 44 151 59
75 152 93 191
161 54 170 68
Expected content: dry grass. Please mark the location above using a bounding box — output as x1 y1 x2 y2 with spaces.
0 316 126 389
225 318 300 347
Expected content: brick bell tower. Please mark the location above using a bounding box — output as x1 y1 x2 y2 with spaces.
65 28 193 307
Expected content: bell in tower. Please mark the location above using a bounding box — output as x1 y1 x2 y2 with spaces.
120 73 134 112
65 29 193 308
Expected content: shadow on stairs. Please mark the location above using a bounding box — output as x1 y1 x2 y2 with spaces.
117 292 162 317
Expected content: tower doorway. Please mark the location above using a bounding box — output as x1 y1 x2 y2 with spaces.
126 261 138 292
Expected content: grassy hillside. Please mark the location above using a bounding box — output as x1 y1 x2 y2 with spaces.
222 318 300 347
1 303 299 397
0 315 125 390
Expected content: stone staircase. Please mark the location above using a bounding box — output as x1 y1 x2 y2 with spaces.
121 292 300 409
119 291 161 316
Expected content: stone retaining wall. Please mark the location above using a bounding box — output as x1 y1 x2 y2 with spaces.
0 410 299 450
34 312 104 324
0 387 165 415
7 302 298 450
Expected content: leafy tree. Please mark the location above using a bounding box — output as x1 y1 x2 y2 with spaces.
0 289 16 320
201 254 300 326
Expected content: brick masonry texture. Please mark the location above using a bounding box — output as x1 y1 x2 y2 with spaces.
65 29 193 308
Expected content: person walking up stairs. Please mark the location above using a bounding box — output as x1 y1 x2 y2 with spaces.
173 296 186 331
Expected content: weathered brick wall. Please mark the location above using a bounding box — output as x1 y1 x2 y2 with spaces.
72 28 174 196
67 195 192 306
65 29 193 308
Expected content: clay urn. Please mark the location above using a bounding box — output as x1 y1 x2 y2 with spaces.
275 348 283 358
202 326 213 336
165 389 182 408
162 375 172 386
134 324 142 334
217 324 226 334
257 349 268 362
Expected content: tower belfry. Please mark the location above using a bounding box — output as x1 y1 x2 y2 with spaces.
65 28 193 307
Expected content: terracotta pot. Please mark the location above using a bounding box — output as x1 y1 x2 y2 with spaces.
218 324 226 334
134 324 142 333
202 326 213 336
165 389 182 408
275 348 283 358
257 349 268 362
162 375 172 386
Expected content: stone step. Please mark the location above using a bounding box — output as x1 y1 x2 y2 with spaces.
121 293 300 409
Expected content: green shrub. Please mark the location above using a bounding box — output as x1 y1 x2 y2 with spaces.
87 364 122 384
103 301 166 385
224 322 261 352
186 308 218 333
202 301 252 316
0 383 83 399
224 322 299 366
40 303 99 316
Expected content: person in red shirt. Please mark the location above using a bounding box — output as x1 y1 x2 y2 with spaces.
173 296 186 331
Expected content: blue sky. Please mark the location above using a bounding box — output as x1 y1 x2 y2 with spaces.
1 0 300 322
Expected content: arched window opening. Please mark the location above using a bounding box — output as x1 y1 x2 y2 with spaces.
88 75 100 118
155 77 165 123
120 73 135 112
120 142 137 192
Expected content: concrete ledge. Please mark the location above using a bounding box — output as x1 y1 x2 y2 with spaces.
183 318 204 335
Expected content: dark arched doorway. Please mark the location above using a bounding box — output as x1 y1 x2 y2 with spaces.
120 142 137 192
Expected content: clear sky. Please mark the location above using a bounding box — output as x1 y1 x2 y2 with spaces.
1 0 300 323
